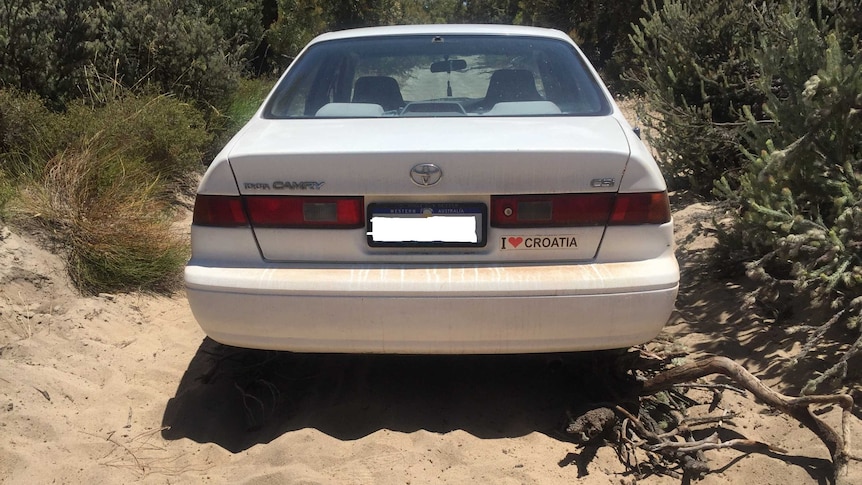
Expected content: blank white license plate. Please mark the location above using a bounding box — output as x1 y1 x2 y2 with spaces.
367 203 487 247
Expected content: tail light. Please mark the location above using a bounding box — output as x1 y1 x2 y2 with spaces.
610 192 671 225
193 195 365 228
244 196 364 228
491 194 614 227
491 192 670 227
195 192 669 229
192 195 249 227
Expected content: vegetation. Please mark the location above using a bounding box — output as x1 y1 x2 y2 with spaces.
17 137 189 293
629 0 765 194
0 0 264 293
0 0 860 388
2 89 207 293
0 0 265 108
0 88 64 173
633 0 861 391
518 0 645 90
728 14 861 393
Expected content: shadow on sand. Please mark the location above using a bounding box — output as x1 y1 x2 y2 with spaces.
161 341 629 453
160 339 833 482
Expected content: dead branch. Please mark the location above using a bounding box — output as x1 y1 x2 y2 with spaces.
641 355 855 483
646 431 786 454
613 405 710 476
669 382 746 395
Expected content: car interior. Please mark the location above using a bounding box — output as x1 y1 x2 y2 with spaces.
319 68 552 117
264 35 610 118
351 76 405 111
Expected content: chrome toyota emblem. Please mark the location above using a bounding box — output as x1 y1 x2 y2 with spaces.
410 163 442 187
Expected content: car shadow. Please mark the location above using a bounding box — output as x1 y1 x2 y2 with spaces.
160 339 834 484
161 339 632 453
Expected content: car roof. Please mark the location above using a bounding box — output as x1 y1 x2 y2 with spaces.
309 24 573 45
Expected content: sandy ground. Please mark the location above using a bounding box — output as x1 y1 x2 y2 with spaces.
1 200 861 484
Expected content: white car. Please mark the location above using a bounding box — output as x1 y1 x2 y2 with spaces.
186 24 679 354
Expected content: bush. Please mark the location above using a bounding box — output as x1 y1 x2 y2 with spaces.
629 0 766 195
266 0 435 60
0 0 102 108
715 6 862 392
64 94 211 187
15 137 188 294
2 90 209 294
0 0 264 108
2 88 210 191
0 89 64 174
518 0 644 91
633 0 861 390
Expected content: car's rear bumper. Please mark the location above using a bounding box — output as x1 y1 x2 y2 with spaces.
185 251 679 354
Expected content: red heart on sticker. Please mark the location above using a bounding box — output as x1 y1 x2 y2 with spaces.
508 236 523 248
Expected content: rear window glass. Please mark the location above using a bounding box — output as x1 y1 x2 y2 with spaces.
263 34 611 119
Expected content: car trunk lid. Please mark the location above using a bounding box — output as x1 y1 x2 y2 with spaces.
227 116 631 262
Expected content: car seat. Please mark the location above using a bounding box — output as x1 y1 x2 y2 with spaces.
352 76 405 112
481 69 543 110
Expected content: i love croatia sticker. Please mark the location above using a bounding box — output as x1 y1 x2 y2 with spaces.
500 235 578 250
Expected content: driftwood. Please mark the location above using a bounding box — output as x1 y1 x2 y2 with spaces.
565 353 859 483
643 355 855 481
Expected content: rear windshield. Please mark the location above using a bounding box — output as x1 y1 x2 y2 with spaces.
263 34 611 119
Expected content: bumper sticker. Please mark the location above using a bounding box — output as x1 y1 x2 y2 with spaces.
501 236 578 250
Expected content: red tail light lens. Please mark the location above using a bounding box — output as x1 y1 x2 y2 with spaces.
491 194 615 227
491 192 671 227
192 195 249 227
609 192 671 225
244 196 364 228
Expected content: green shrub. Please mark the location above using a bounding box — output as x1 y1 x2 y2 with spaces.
266 0 427 60
518 0 644 91
225 77 274 125
0 89 64 175
629 0 766 195
2 87 210 189
16 138 188 294
716 8 862 392
64 94 211 187
0 0 102 108
0 0 263 108
631 0 862 390
2 91 208 294
267 0 338 59
86 1 241 107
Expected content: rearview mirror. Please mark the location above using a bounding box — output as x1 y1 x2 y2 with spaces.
430 59 468 73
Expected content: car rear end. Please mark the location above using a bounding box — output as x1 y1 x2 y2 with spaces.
185 25 679 354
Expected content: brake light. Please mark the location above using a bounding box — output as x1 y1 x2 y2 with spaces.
244 196 364 228
491 192 670 227
609 192 671 225
491 194 615 227
192 195 248 227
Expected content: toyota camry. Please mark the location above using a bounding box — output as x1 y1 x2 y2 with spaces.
185 24 679 353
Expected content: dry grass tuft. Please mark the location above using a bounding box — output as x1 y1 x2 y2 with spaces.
15 137 187 294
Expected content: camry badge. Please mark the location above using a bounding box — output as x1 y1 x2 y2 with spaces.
410 163 442 187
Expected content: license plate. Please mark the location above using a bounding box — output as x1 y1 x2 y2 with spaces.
367 203 487 247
